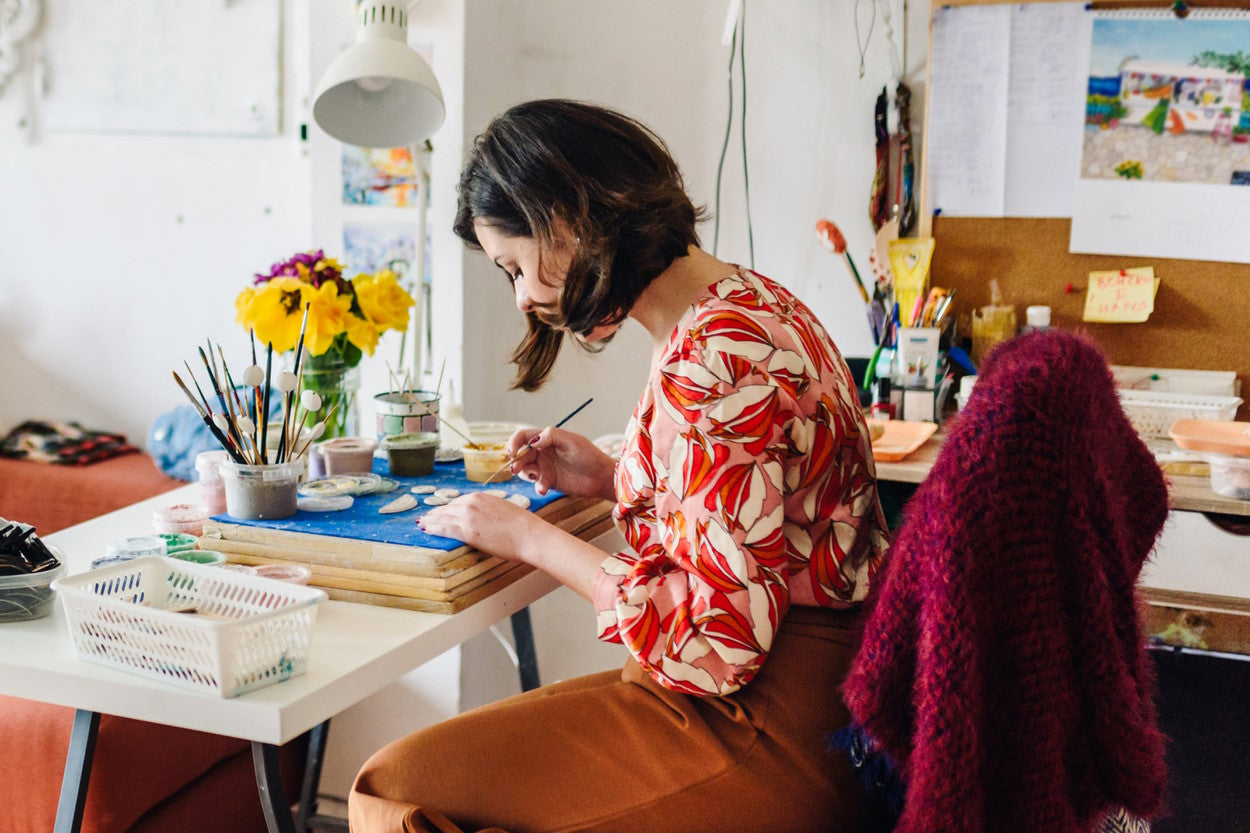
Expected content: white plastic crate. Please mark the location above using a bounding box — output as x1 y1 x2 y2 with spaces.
52 556 325 698
1117 389 1242 439
1110 365 1240 397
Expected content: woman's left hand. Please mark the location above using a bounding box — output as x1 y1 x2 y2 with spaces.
418 493 544 562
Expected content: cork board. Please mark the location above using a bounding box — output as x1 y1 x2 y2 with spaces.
930 216 1250 418
920 0 1250 419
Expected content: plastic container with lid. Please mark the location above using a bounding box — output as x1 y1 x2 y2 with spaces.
195 450 229 515
155 532 198 554
1204 453 1250 500
168 548 228 566
1020 305 1051 335
252 563 313 585
464 443 513 484
0 561 64 623
106 535 167 560
152 503 210 536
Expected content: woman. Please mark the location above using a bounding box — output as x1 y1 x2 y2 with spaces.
350 99 891 833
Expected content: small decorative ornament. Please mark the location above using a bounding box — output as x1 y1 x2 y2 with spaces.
379 494 418 514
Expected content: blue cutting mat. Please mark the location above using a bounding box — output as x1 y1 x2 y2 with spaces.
211 458 561 551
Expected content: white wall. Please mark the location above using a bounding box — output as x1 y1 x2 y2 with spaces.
451 0 932 712
0 0 932 804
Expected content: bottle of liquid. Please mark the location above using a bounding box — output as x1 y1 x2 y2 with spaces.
1020 305 1051 335
439 379 472 454
870 377 896 420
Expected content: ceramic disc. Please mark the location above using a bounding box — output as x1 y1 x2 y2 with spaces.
506 494 531 509
298 494 354 512
434 487 460 498
298 477 356 497
379 494 418 514
483 489 509 498
410 484 437 494
422 495 450 506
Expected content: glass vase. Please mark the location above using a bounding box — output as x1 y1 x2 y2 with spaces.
298 352 361 440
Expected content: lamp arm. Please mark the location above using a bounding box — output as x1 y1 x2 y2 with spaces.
411 141 432 383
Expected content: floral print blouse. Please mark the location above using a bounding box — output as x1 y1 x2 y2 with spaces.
591 269 889 696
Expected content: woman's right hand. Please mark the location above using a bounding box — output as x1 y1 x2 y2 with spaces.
507 426 616 501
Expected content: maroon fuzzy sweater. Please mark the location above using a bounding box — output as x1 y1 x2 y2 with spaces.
843 331 1168 833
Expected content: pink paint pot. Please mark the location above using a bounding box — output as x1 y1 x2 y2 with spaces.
251 563 312 585
152 503 210 536
317 437 378 476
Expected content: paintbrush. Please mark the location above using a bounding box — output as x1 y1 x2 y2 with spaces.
279 306 312 462
199 344 247 453
172 371 245 463
291 401 341 460
260 342 273 461
481 397 594 484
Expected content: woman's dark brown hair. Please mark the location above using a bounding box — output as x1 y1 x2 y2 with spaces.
454 99 706 390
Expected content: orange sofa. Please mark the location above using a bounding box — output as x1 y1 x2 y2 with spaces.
0 453 308 833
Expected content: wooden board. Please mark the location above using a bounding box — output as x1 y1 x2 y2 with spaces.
929 217 1250 421
1141 587 1250 656
200 498 617 611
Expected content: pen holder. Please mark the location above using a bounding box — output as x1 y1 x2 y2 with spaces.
971 305 1016 366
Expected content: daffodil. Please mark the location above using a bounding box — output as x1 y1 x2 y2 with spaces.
345 313 381 355
353 269 415 333
236 277 307 352
302 281 352 356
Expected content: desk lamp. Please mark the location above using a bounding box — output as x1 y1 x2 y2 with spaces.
312 0 446 381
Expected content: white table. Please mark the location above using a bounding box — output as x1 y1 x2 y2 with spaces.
1 486 609 833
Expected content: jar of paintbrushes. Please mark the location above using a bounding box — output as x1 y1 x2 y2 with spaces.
173 336 333 521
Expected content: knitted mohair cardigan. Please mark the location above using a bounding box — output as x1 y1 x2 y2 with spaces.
842 330 1168 833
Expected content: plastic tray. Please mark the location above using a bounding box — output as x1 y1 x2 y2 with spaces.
1117 389 1242 439
53 556 325 698
1110 365 1240 397
868 420 938 462
1169 419 1250 457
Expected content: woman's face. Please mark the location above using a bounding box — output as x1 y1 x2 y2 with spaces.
474 219 567 325
473 217 623 344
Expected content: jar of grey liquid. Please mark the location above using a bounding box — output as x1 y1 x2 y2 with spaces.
219 458 305 520
384 432 440 477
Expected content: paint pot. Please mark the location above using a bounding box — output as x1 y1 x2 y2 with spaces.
317 436 378 476
155 532 198 555
374 390 440 447
195 450 229 515
0 562 64 623
106 535 167 560
152 503 210 536
383 432 439 478
252 563 312 585
463 443 513 484
219 458 305 520
169 548 227 566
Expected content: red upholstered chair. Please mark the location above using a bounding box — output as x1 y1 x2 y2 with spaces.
0 452 308 833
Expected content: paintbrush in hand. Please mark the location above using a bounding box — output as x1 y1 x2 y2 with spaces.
482 397 594 484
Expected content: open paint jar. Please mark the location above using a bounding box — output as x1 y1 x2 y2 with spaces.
0 561 64 623
383 432 439 477
219 458 305 520
169 548 227 566
317 437 378 476
463 443 513 484
375 390 440 446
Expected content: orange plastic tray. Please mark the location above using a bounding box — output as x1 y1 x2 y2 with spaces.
1169 419 1250 457
868 419 938 462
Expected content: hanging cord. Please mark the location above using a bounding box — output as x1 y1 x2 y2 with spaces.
712 15 737 258
854 0 876 79
739 0 754 269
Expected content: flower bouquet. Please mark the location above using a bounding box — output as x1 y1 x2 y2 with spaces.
236 250 414 439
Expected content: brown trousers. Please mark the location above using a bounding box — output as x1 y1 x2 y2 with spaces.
349 605 886 833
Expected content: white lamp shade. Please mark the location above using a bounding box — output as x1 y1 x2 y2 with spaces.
313 38 446 148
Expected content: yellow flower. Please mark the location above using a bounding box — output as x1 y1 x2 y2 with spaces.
345 313 380 355
303 281 352 356
235 277 307 352
353 269 414 333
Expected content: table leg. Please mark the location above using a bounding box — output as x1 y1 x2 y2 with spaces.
253 741 298 833
54 709 100 833
511 606 541 692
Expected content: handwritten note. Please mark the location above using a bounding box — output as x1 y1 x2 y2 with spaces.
1082 267 1159 323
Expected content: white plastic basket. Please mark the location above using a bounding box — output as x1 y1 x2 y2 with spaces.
1117 389 1243 439
52 556 326 698
1110 365 1240 397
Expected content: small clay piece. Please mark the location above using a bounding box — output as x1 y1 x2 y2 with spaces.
410 484 437 494
379 494 419 514
298 495 354 512
506 494 531 510
483 489 509 498
434 487 460 499
422 495 450 506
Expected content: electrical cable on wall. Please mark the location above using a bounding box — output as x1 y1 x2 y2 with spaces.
712 0 754 269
